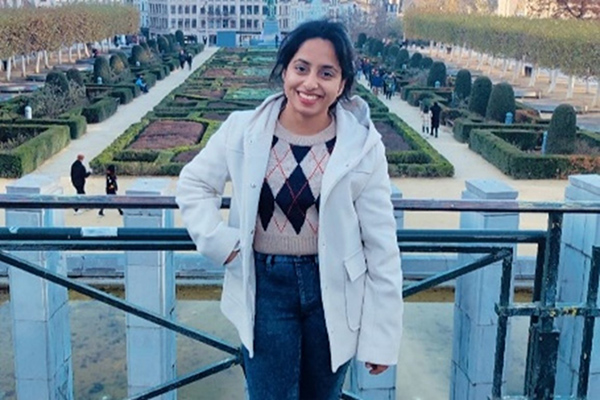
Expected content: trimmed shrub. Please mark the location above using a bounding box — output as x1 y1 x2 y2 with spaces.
141 42 150 52
81 97 119 123
147 39 159 53
93 57 112 84
116 51 129 67
45 71 69 93
357 33 367 48
468 76 493 117
109 88 134 105
9 115 87 140
396 49 410 69
409 52 423 68
427 61 447 87
546 104 577 154
486 82 516 123
420 57 433 69
454 69 472 100
388 45 400 59
130 45 149 66
0 124 70 178
109 54 126 74
66 68 84 87
175 30 185 46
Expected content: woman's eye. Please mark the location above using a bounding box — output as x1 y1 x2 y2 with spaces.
322 70 334 78
295 65 307 73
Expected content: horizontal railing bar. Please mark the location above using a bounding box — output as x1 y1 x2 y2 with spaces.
496 303 600 318
403 249 511 298
3 194 600 213
0 251 240 355
127 357 239 400
400 245 515 253
0 241 196 251
398 229 545 243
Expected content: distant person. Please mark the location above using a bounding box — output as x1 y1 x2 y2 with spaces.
421 104 431 135
179 50 187 69
99 165 123 217
70 154 91 214
430 102 442 138
186 52 193 70
203 35 208 46
91 48 99 58
135 74 148 93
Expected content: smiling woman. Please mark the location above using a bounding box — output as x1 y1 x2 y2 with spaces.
176 19 403 400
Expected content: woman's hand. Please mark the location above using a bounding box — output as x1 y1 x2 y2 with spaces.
365 362 388 375
224 250 239 265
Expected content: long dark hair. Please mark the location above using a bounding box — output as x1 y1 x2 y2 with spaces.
269 19 355 102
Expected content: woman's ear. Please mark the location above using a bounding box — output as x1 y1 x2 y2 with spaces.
337 80 346 97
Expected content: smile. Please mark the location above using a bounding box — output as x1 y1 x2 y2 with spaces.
298 92 320 101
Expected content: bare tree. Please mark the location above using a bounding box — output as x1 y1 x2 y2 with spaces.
526 0 600 19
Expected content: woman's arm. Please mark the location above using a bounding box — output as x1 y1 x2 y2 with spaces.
176 117 241 266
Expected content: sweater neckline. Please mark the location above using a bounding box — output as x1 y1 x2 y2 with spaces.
274 118 336 147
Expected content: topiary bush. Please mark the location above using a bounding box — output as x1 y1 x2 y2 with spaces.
46 71 70 93
147 39 159 53
395 49 410 69
109 54 126 75
357 33 367 49
157 36 169 53
388 45 400 59
409 52 423 68
93 57 112 84
66 69 84 87
486 82 516 123
175 30 185 46
546 104 577 154
420 57 433 69
469 76 493 117
427 61 447 87
454 69 472 100
130 45 149 66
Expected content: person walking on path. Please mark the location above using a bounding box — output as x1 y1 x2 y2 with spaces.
186 52 193 70
430 101 442 138
176 19 403 400
421 104 431 135
70 154 91 214
178 50 187 69
98 165 123 217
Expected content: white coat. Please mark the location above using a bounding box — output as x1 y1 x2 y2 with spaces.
176 93 403 372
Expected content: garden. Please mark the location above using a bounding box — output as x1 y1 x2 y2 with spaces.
353 10 600 179
91 47 454 178
0 4 204 178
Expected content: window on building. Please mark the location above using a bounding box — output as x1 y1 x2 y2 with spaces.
247 19 252 28
208 5 214 14
192 19 197 28
185 6 189 14
240 19 245 28
171 5 175 14
223 20 228 28
246 5 251 14
254 5 259 14
200 7 205 14
230 6 235 14
171 18 176 28
216 6 220 15
230 20 236 28
263 6 268 15
201 20 206 28
192 5 196 14
185 19 190 28
178 5 183 14
254 19 259 29
240 7 244 14
178 19 183 28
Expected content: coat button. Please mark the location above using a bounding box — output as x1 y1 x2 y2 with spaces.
251 183 256 188
250 229 255 235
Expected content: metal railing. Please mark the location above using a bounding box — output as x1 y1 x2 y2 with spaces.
0 194 599 400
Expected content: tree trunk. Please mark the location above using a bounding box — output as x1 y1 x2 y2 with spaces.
477 53 485 70
69 45 74 62
58 49 63 65
548 69 559 94
465 49 474 68
585 79 591 94
76 43 82 59
43 51 49 69
83 43 90 58
429 40 434 56
21 55 26 77
593 80 600 107
528 64 539 87
35 52 42 74
488 57 496 74
566 75 575 99
6 57 12 81
499 59 509 78
511 60 522 83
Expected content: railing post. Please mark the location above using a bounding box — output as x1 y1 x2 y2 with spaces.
555 174 600 396
125 179 176 399
452 179 518 400
348 183 402 399
5 174 73 399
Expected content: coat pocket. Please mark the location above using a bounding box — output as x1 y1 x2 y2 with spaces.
344 249 367 331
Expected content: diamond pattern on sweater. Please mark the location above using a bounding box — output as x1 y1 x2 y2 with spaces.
258 135 336 236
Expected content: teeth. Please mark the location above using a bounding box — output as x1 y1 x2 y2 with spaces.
299 92 318 100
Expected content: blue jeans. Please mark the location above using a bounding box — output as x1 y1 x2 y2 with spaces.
242 252 350 400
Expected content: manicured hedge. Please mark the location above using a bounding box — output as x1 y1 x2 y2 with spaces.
109 88 134 105
469 129 600 179
0 124 70 178
7 115 87 139
81 97 119 123
452 118 549 143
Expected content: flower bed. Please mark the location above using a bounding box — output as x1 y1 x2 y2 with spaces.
128 120 206 150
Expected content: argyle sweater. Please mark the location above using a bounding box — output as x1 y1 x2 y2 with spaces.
253 120 336 255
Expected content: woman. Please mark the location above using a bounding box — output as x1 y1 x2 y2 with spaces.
176 19 403 400
98 165 123 216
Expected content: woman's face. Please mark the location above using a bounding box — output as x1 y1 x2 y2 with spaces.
281 38 345 128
